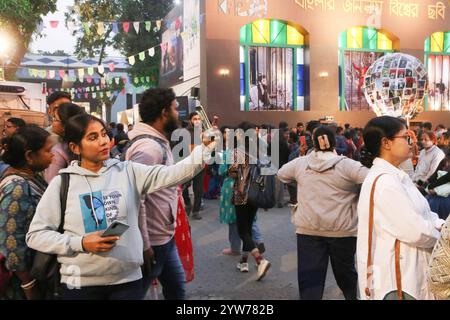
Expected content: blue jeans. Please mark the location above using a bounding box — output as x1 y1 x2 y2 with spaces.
62 279 143 300
229 219 264 253
143 238 186 300
297 234 357 300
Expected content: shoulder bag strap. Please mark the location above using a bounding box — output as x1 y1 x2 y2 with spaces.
394 239 403 300
365 173 386 299
58 173 70 233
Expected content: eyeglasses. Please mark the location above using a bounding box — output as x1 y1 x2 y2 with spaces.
392 135 412 145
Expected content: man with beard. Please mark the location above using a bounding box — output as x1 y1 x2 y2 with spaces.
125 88 187 299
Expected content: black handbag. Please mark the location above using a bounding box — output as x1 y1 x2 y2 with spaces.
30 173 70 299
247 163 276 209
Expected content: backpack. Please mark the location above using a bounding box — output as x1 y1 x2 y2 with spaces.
120 134 168 164
428 216 450 299
29 172 70 299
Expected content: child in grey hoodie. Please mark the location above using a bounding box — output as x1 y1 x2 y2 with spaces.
26 114 213 299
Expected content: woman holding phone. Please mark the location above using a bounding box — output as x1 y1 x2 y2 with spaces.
26 114 214 300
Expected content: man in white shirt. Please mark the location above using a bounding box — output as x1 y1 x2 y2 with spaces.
413 132 445 184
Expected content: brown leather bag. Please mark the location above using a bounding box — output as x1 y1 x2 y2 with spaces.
365 174 414 300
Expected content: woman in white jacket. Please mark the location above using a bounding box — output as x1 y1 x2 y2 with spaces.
357 116 445 300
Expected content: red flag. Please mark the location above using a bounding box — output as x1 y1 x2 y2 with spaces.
108 63 115 72
59 70 66 78
84 93 89 99
122 22 130 33
50 21 59 28
86 76 93 84
122 77 127 84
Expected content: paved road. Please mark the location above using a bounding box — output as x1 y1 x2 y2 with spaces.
180 198 345 300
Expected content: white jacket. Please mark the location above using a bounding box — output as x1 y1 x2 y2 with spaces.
357 158 444 300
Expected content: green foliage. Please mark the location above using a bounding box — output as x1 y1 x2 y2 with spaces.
70 0 173 88
0 0 57 79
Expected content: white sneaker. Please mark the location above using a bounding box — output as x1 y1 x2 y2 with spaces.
257 259 271 281
236 262 249 273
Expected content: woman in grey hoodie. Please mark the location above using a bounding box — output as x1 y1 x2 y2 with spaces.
277 125 368 300
26 114 213 300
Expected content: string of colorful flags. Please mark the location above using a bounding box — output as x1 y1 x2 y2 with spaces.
40 19 165 35
52 85 150 100
28 69 154 88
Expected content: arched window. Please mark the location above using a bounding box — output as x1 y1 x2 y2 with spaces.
239 19 308 111
338 27 399 111
424 31 450 111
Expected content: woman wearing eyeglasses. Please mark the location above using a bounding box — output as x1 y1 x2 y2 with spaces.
357 116 445 300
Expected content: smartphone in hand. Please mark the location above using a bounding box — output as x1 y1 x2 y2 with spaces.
101 221 129 238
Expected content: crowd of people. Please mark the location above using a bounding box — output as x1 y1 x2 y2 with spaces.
0 88 449 300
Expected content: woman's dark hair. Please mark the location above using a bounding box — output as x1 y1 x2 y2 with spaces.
2 125 50 168
139 88 176 124
361 116 406 168
6 117 26 128
56 102 86 127
47 91 71 105
64 114 107 146
313 125 336 152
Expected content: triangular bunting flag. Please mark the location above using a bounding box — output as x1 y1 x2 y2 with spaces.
123 22 130 33
39 70 47 78
87 67 94 76
115 77 120 85
67 21 75 32
94 77 100 85
148 47 155 57
145 21 151 32
122 77 127 84
121 88 126 95
36 22 45 34
108 62 115 72
156 20 162 31
112 22 119 34
99 92 104 98
92 92 97 99
128 56 135 65
87 77 93 84
84 93 89 99
59 70 66 78
96 86 100 91
106 91 111 97
48 70 55 79
139 51 145 61
83 22 91 35
97 65 104 74
50 21 59 28
101 78 106 85
97 22 105 35
146 76 150 82
133 22 140 34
